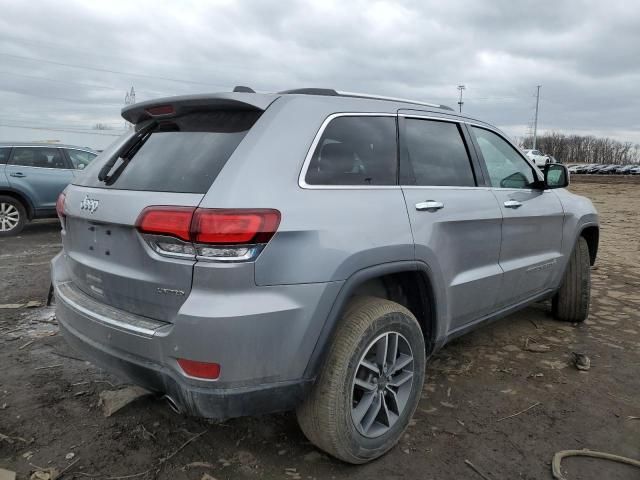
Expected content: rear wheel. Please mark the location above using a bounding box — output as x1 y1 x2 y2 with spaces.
0 196 26 237
552 237 591 322
297 296 426 464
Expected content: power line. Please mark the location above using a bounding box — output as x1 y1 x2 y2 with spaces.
0 114 122 128
0 118 124 131
0 87 124 106
0 116 122 130
464 96 527 101
1 63 535 107
0 35 141 64
0 35 214 80
0 70 170 96
0 52 228 88
0 70 122 91
0 122 124 136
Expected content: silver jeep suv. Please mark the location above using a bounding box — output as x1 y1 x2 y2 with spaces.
52 88 598 463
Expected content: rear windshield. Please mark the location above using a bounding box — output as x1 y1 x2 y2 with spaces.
75 110 260 193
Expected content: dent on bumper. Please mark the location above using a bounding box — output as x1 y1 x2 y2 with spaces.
51 252 339 419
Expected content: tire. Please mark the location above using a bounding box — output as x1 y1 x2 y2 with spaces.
297 296 426 464
0 195 26 237
552 237 591 322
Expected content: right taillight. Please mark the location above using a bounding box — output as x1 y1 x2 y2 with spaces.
135 207 281 262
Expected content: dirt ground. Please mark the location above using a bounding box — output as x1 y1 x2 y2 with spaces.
1 179 638 480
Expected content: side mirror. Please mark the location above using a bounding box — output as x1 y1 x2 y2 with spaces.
544 163 569 189
77 163 86 170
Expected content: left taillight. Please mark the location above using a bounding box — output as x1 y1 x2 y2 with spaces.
136 206 195 241
135 207 281 262
56 192 66 226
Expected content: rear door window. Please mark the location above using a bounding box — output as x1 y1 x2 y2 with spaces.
400 118 476 186
10 147 68 169
76 110 261 193
305 116 397 186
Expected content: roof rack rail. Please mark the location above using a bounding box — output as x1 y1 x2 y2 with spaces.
338 91 453 111
277 88 453 111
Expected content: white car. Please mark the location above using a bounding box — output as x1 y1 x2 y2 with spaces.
523 149 550 167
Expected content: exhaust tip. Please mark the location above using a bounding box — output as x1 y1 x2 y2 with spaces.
163 395 182 414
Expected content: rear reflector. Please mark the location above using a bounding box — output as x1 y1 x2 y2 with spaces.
177 358 220 379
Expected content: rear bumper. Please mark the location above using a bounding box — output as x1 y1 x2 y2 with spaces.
52 252 339 419
58 312 310 418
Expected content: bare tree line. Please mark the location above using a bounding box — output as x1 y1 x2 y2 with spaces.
520 132 640 165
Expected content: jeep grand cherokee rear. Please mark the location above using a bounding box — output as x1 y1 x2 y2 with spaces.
52 93 332 414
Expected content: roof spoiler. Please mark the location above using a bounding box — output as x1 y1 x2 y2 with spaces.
121 92 277 124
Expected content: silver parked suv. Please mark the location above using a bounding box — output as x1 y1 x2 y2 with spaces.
52 88 599 463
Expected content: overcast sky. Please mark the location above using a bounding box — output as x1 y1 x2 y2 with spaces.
1 0 638 149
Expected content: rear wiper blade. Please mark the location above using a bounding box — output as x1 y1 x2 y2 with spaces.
98 120 157 182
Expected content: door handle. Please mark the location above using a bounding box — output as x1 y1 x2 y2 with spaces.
504 200 522 209
415 200 444 211
10 172 26 178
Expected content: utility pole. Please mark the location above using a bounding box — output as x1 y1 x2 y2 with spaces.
533 85 541 150
457 85 466 113
124 86 136 129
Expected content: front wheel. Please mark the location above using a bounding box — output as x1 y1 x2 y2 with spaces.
552 237 591 322
297 296 426 464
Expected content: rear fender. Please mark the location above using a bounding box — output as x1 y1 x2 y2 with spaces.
302 260 446 379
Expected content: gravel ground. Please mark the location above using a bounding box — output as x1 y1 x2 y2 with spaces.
0 179 638 480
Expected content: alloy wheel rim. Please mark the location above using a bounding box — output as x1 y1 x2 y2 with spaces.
0 203 20 231
350 331 414 438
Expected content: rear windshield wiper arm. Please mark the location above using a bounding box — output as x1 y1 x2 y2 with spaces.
98 120 157 182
